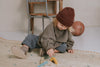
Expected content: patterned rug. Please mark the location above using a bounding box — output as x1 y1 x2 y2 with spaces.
0 37 100 67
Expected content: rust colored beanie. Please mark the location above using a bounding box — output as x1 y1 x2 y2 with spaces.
56 7 75 27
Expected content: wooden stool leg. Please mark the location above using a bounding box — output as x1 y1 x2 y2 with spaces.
30 18 34 34
59 0 63 11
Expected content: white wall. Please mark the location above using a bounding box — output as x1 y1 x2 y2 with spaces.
0 0 100 33
0 0 28 32
63 0 100 27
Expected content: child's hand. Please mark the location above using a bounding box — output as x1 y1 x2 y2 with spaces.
68 49 73 53
47 49 54 57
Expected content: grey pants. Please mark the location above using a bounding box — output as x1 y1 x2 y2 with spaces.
22 34 67 53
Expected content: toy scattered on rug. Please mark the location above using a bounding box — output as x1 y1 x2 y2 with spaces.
38 61 48 67
50 57 58 64
38 57 58 67
40 57 45 64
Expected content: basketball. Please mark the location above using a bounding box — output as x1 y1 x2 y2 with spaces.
69 21 85 36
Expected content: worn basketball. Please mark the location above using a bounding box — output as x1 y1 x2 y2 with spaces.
69 21 85 36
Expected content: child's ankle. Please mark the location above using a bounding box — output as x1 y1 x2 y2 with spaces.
21 45 29 53
54 49 60 53
22 45 29 49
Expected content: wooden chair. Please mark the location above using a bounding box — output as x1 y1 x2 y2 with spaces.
26 0 63 34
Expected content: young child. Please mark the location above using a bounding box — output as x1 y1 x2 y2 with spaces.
11 7 75 59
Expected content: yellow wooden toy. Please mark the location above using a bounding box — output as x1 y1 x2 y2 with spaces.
50 57 58 64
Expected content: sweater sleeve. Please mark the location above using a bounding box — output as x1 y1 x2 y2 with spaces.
40 23 56 51
66 30 74 50
40 37 55 51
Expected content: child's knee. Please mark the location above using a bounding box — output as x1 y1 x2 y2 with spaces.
59 48 66 53
56 47 66 53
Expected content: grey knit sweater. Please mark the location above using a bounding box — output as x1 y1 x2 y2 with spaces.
38 22 74 51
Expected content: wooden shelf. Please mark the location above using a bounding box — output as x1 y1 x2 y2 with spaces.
29 2 45 4
29 1 57 4
29 0 58 4
30 13 56 16
29 1 57 16
47 0 58 1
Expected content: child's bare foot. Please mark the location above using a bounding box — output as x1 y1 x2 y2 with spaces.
68 49 74 53
11 46 28 59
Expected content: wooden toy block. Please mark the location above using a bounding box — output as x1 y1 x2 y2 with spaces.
50 57 58 64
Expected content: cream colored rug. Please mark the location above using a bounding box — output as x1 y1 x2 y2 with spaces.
0 37 100 67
